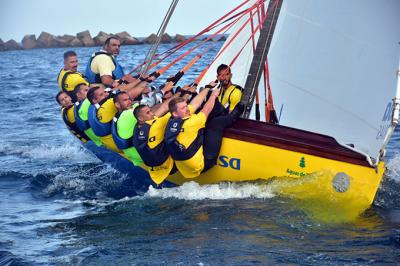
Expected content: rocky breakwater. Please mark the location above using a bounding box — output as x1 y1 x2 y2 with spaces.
0 31 188 52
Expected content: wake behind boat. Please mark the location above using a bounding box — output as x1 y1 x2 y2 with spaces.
57 0 400 220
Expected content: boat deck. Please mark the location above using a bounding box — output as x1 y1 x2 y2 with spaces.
224 119 371 167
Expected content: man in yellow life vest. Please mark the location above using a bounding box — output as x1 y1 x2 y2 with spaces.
131 82 178 185
55 91 89 143
216 64 243 113
165 82 244 179
57 51 89 101
56 91 73 109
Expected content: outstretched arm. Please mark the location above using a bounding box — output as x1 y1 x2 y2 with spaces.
101 75 115 88
153 95 177 117
200 88 220 118
189 80 218 112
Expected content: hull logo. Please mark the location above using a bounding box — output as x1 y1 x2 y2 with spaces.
218 155 240 170
286 156 309 176
299 157 306 168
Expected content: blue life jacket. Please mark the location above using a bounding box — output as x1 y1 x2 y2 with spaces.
164 117 204 161
111 115 133 150
85 51 125 84
133 122 169 167
74 101 90 132
87 98 112 137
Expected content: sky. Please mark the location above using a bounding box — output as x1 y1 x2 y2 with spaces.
0 0 243 42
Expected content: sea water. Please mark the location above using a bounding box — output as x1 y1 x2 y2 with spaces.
0 44 400 265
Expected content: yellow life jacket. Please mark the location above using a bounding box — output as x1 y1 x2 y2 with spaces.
133 113 174 184
90 97 123 155
61 106 89 143
218 84 243 112
165 106 207 178
57 68 89 92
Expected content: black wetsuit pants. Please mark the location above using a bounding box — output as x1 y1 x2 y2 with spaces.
202 101 240 172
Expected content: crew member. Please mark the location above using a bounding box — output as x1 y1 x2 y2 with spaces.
111 91 143 165
132 88 177 185
73 84 102 146
56 91 89 142
165 83 244 178
57 51 89 101
86 36 133 87
86 86 123 154
216 64 243 113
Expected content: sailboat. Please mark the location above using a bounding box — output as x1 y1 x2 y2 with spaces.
78 0 399 217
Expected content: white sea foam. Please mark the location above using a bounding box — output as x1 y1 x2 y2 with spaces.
386 153 400 183
44 164 119 195
144 181 275 200
0 141 97 162
24 143 95 162
54 195 138 208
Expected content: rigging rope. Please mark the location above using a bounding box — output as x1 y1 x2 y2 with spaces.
124 0 258 81
152 0 252 61
195 0 265 85
145 1 259 74
148 10 246 81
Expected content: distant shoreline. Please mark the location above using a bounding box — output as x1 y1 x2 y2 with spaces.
0 30 226 52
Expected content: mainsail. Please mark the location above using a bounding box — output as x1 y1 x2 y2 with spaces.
200 0 400 163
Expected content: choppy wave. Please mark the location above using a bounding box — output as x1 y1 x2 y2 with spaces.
145 181 275 200
42 164 121 197
386 153 400 183
0 250 29 266
0 141 96 162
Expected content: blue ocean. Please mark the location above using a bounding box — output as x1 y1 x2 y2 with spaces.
1 43 400 265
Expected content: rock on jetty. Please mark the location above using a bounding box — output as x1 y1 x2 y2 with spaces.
0 31 197 52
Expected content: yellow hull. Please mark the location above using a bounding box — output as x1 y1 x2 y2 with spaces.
166 137 384 221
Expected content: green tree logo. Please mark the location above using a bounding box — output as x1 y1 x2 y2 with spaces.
299 157 306 168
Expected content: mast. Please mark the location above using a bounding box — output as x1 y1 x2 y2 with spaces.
376 59 400 164
140 0 179 76
241 0 283 119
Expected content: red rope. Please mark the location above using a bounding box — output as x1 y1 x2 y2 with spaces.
261 1 278 123
140 0 254 74
150 15 241 76
149 2 256 80
250 8 260 120
229 7 265 67
195 0 265 84
154 0 252 59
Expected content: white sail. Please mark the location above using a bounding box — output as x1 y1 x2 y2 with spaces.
200 0 399 162
268 0 400 161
